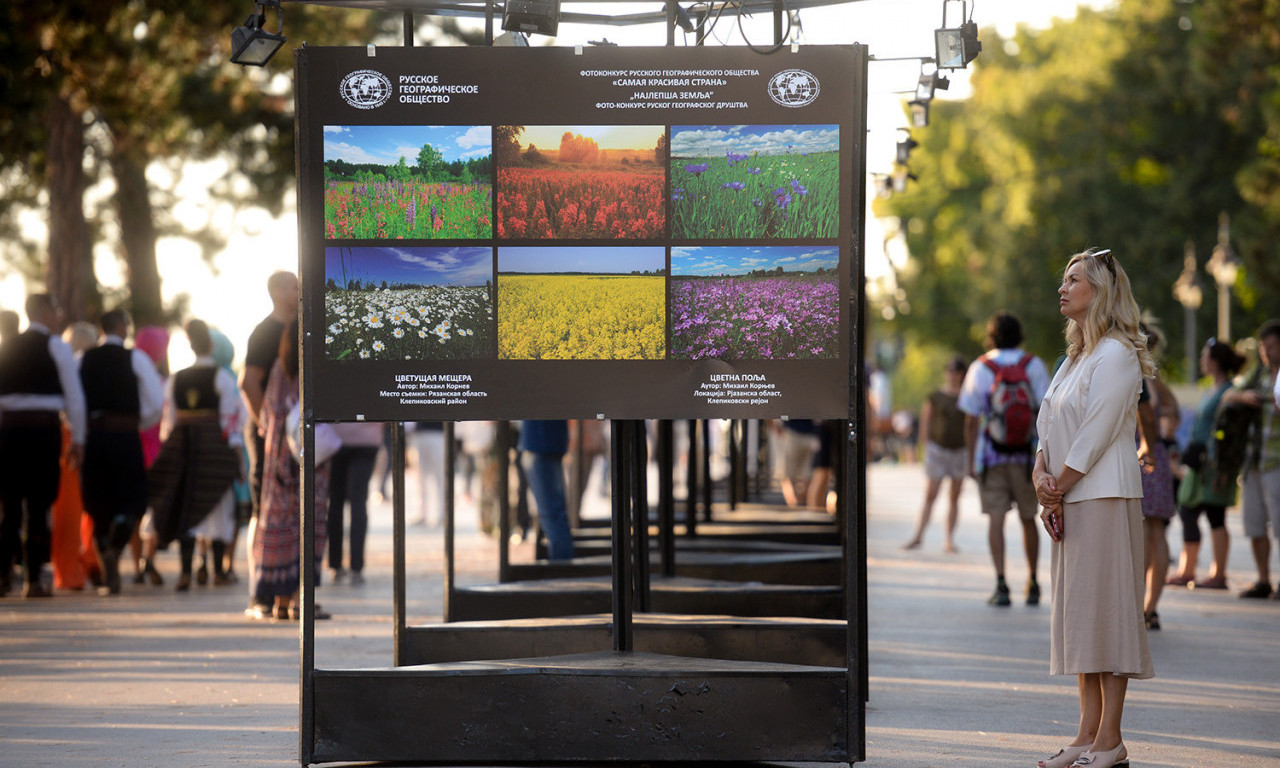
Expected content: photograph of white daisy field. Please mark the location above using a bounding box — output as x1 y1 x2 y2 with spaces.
323 246 493 361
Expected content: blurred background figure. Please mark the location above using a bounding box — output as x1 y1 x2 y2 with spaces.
1135 320 1177 630
1168 339 1246 590
327 420 382 585
771 419 819 508
130 325 170 586
49 322 101 591
904 354 968 553
77 310 163 595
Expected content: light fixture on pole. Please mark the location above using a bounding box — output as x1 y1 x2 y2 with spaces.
502 0 562 37
1205 211 1239 342
230 0 286 66
907 66 946 128
1172 240 1203 382
915 69 950 101
936 0 982 70
907 99 929 128
895 132 918 165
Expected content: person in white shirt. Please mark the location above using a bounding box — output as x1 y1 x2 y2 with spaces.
957 312 1052 606
1032 248 1154 768
0 293 87 598
77 309 164 595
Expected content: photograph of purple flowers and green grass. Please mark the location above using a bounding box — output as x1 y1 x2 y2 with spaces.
670 245 840 360
323 125 493 240
669 125 840 239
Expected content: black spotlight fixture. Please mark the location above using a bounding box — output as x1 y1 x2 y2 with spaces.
907 99 930 128
230 0 286 66
915 70 950 101
895 133 919 166
502 0 562 38
935 0 982 70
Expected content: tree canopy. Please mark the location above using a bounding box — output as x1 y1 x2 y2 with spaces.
878 0 1280 391
0 4 479 324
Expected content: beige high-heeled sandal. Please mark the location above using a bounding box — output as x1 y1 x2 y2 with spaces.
1071 742 1128 768
1037 744 1087 768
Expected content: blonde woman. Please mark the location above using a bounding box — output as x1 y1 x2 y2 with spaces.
1032 248 1155 768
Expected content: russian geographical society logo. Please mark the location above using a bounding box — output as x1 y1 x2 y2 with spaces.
339 69 392 110
767 69 821 108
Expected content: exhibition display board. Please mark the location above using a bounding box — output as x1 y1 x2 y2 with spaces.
295 41 870 767
297 44 862 420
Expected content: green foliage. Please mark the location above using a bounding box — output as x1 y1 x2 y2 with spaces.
881 0 1280 405
416 143 445 180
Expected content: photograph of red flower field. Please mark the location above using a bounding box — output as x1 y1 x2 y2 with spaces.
495 125 666 240
324 125 492 240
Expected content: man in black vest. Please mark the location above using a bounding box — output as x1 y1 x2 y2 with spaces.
0 293 87 598
79 309 164 595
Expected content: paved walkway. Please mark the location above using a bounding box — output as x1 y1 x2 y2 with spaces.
1 461 1277 767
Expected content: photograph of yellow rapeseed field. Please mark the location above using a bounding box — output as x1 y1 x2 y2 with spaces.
497 247 666 360
324 246 493 362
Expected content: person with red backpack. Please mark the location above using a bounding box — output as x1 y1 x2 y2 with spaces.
958 312 1051 607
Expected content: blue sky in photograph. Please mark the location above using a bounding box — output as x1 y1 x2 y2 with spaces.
499 246 665 274
670 125 839 158
323 125 491 165
671 245 839 276
325 246 492 287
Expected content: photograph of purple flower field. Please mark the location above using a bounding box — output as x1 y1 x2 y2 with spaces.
669 125 839 239
670 246 840 360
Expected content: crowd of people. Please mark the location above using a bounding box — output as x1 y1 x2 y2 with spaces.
0 273 591 614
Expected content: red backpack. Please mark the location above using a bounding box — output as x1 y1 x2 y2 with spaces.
982 353 1035 453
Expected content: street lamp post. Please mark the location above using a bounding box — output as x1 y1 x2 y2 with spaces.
1172 240 1203 383
1206 211 1239 342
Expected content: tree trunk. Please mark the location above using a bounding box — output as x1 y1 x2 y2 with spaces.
45 95 97 324
110 146 163 327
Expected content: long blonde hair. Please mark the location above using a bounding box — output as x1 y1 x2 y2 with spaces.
1063 248 1156 379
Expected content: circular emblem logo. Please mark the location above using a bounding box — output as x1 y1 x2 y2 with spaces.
767 69 821 108
339 69 392 110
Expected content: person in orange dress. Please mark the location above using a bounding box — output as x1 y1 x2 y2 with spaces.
49 322 99 591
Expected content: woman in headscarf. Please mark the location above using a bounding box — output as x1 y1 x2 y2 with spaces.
147 320 244 591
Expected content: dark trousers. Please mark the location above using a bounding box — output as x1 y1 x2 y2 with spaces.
327 445 378 573
0 424 62 584
81 429 147 552
244 423 266 517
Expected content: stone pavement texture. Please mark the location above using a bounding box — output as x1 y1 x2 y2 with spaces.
1 461 1277 767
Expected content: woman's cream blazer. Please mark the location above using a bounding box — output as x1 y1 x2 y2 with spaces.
1036 336 1143 502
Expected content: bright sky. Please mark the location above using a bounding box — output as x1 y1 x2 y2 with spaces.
326 246 492 287
671 125 840 158
519 124 664 151
499 246 666 274
324 124 491 164
0 1 1115 366
672 245 840 276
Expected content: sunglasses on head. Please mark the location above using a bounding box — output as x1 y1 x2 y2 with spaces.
1092 248 1115 279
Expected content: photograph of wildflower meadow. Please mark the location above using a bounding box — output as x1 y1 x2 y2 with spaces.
497 247 666 360
495 126 666 239
324 125 492 240
669 125 840 239
324 246 493 362
669 246 840 360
